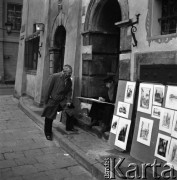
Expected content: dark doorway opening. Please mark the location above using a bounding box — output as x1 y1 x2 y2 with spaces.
53 25 66 73
82 0 121 98
140 64 177 84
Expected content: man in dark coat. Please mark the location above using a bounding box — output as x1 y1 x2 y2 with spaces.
41 65 77 140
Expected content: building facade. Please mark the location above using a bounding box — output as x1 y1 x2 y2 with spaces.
15 0 177 105
0 0 23 83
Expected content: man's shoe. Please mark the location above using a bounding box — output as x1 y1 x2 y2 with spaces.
46 135 52 141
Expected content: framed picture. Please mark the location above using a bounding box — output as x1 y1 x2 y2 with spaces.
165 86 177 110
110 115 119 134
117 101 130 119
153 85 165 106
124 81 136 104
137 83 154 114
114 118 131 150
171 111 177 138
151 106 162 119
167 138 177 170
137 117 154 146
159 108 174 134
154 133 171 161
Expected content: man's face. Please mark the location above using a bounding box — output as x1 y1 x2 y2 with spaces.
106 82 111 88
63 68 72 78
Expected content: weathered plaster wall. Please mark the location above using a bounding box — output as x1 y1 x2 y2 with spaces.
26 74 36 97
128 0 177 80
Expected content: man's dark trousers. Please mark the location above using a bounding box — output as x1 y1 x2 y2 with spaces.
44 118 53 136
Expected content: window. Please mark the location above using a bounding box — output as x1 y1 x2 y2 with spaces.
159 0 177 35
25 36 40 70
146 0 177 44
7 3 22 31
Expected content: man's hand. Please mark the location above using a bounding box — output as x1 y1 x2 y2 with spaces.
66 102 71 107
98 97 105 102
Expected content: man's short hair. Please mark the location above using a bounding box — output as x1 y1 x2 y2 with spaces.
63 64 72 72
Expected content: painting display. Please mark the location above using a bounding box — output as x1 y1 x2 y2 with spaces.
154 133 171 161
165 86 177 110
115 118 131 150
167 138 177 170
153 85 165 106
124 81 136 104
117 101 130 119
159 108 174 134
110 115 119 134
151 106 162 119
137 83 154 114
137 117 154 146
171 111 177 138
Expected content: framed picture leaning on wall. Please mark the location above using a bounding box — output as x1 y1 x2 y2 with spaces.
114 117 131 150
165 86 177 111
154 133 171 161
124 81 136 104
110 115 119 135
153 85 165 107
167 138 177 171
137 117 154 146
137 83 154 114
117 101 130 119
159 108 174 134
171 111 177 138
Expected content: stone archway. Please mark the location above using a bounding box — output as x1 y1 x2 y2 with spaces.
49 12 68 74
82 0 126 98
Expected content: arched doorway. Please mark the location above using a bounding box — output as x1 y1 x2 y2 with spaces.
53 25 66 73
82 0 121 98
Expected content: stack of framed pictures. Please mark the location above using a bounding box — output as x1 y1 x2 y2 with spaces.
131 83 177 174
108 80 136 151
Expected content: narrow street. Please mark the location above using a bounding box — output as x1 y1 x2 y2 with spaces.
0 95 96 180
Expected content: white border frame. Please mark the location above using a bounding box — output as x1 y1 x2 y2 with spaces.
167 138 177 171
154 133 171 161
171 111 177 138
165 86 177 110
137 83 154 114
124 81 136 104
114 118 131 150
153 85 165 107
116 101 130 119
137 117 154 146
159 108 174 134
151 106 162 119
110 115 119 135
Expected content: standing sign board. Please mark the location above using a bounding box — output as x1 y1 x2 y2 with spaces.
108 80 136 151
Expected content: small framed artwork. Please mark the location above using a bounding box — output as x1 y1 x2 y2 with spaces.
154 133 171 161
137 117 154 146
159 108 174 134
153 85 165 106
115 117 131 150
167 138 177 170
165 86 177 110
110 115 119 134
117 101 130 119
137 83 154 114
171 111 177 138
151 106 162 119
124 81 136 104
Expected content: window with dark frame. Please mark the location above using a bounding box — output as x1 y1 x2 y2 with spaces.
25 37 40 70
7 3 22 31
158 0 177 35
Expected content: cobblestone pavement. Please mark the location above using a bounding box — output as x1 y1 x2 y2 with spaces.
0 95 96 180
